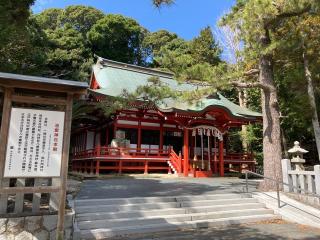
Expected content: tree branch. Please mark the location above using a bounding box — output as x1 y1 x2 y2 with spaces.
244 69 260 76
265 4 311 28
232 81 272 91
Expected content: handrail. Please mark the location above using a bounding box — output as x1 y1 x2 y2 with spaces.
169 149 181 173
244 170 320 208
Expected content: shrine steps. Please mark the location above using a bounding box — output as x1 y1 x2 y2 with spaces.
74 193 280 240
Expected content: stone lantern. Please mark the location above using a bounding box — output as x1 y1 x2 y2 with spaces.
288 141 308 171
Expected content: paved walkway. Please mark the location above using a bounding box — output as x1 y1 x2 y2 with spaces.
108 220 320 240
76 176 259 200
75 176 320 239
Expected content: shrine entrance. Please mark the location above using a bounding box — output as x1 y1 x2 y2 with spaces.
189 126 223 175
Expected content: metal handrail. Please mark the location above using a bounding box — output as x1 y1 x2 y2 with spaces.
244 170 320 208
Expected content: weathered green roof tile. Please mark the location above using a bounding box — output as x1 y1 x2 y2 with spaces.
91 59 261 120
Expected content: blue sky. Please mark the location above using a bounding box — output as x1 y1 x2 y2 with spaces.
32 0 235 40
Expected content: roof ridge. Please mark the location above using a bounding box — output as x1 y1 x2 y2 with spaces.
96 56 174 79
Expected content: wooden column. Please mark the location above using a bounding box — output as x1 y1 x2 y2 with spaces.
144 160 148 174
106 127 109 146
84 130 88 151
137 121 142 150
183 128 189 177
57 94 73 239
213 137 218 174
118 160 122 174
113 123 117 138
219 139 224 177
159 123 163 151
0 88 12 214
93 130 96 148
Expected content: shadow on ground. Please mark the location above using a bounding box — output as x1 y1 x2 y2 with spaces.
108 222 320 240
76 177 259 199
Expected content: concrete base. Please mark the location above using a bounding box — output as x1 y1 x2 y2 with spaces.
75 193 280 239
252 192 320 228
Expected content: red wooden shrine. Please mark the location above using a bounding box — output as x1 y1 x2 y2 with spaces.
71 58 261 177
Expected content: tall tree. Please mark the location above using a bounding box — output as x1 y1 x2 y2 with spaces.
153 0 320 188
276 15 320 161
0 0 47 75
223 1 320 188
34 6 105 80
144 27 222 76
300 16 320 162
190 26 221 66
87 14 149 66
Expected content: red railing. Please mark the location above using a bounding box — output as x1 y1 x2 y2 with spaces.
223 152 256 172
169 149 182 174
73 146 171 160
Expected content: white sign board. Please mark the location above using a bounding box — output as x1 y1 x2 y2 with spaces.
4 108 65 177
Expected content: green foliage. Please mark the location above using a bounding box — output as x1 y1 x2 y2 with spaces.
34 6 104 81
144 27 222 81
0 0 48 75
87 14 148 65
190 26 221 65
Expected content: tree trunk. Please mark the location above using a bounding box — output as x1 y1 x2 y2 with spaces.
259 29 283 190
281 127 289 158
303 48 320 162
239 89 248 151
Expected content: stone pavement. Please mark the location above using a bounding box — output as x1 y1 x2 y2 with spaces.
76 176 259 200
108 220 320 240
74 177 320 239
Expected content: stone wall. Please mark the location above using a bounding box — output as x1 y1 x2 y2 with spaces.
0 211 74 240
285 192 320 210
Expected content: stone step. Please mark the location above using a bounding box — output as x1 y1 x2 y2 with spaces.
75 197 258 214
76 202 266 222
75 193 249 207
79 214 280 240
77 208 274 230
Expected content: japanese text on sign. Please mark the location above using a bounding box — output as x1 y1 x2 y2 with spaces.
4 108 65 177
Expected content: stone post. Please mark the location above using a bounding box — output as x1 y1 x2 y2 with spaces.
314 165 320 195
281 159 292 192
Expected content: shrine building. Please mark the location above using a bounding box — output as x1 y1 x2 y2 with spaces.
71 57 261 177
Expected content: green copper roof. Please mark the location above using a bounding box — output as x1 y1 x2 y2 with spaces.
90 58 261 121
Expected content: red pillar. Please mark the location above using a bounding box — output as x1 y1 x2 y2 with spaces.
138 121 142 150
119 160 122 174
95 144 101 175
159 123 163 152
144 160 148 174
219 140 224 177
183 128 189 177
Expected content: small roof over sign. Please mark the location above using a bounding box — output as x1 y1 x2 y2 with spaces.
0 72 88 94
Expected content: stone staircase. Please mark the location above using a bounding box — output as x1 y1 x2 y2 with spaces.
74 193 280 240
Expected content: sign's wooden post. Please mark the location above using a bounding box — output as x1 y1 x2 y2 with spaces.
0 88 12 213
57 94 73 240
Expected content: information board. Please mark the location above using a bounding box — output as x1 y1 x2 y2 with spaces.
4 108 65 177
